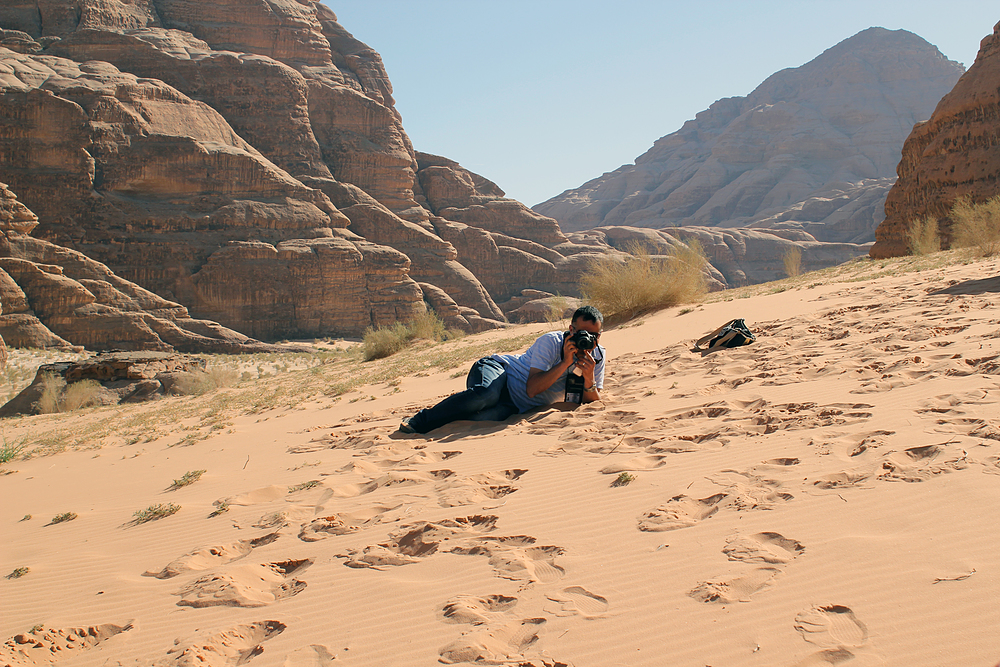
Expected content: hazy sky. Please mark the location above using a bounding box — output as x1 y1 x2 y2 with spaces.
326 2 996 207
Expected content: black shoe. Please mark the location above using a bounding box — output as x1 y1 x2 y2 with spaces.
398 418 416 434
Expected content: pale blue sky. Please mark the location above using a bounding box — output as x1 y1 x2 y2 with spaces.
326 2 996 207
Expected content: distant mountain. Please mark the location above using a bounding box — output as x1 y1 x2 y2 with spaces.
872 21 1000 258
534 28 964 244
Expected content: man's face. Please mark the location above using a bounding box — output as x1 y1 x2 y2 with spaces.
569 317 602 339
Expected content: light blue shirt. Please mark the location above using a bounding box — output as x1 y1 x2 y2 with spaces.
492 331 605 413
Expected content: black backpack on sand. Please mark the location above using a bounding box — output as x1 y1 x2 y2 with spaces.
696 318 755 351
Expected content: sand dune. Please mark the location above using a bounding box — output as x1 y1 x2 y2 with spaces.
3 255 1000 666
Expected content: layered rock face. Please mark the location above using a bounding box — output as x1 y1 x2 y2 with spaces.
0 0 612 339
872 22 1000 258
0 183 280 353
535 28 964 244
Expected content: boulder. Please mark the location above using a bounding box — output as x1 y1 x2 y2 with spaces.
872 21 1000 257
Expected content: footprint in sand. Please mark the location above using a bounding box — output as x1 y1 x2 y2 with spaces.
289 432 388 453
688 567 781 604
176 559 311 608
723 531 805 564
341 515 499 568
794 605 868 649
438 618 546 665
440 594 519 625
599 455 668 474
328 469 454 499
145 532 280 578
637 493 728 532
149 621 285 666
298 514 361 541
341 516 565 583
1 624 133 666
435 469 526 508
876 442 968 483
281 645 337 667
544 586 609 618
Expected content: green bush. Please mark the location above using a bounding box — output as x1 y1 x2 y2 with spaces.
580 240 708 320
950 195 1000 257
907 216 941 255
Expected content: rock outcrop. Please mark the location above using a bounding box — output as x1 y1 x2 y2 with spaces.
0 1 601 338
0 183 278 353
871 22 1000 258
0 350 209 417
535 28 964 245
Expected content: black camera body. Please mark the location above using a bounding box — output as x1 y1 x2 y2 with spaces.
570 329 597 351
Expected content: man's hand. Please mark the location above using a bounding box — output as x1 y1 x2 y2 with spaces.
526 334 576 398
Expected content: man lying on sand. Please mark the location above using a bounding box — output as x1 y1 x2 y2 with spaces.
399 305 606 434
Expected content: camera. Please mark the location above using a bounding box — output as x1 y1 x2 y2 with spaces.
570 329 597 351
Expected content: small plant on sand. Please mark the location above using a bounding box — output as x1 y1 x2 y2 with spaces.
170 469 206 490
35 373 65 414
132 503 180 524
0 432 28 464
61 379 103 412
50 512 77 524
581 240 707 321
907 216 941 255
209 501 230 518
611 472 636 488
172 366 239 396
950 195 1000 257
20 514 31 522
783 247 803 278
545 296 570 323
6 566 29 579
361 311 460 361
288 480 321 493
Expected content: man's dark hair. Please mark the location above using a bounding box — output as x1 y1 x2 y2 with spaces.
572 305 603 325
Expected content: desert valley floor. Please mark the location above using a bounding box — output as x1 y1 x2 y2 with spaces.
3 254 1000 667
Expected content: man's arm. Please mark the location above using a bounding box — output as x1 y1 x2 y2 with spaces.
525 334 575 398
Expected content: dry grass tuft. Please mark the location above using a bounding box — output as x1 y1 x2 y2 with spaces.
361 311 461 361
581 240 708 321
783 247 803 278
907 216 941 255
950 195 1000 257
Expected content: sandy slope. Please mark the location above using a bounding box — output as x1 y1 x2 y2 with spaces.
3 257 1000 667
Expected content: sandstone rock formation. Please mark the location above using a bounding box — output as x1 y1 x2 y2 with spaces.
0 183 278 353
0 350 208 417
563 225 866 289
871 22 1000 258
0 1 601 338
535 28 964 245
0 3 901 337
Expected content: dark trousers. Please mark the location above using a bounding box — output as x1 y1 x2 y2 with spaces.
408 357 518 433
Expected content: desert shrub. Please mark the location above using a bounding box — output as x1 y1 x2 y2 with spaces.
173 366 239 396
35 373 65 414
783 247 803 278
546 296 570 322
361 323 412 361
907 216 941 255
407 311 447 341
950 195 1000 257
61 379 103 412
0 432 27 464
580 240 707 320
361 312 460 361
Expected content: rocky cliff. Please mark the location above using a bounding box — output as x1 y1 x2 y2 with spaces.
534 28 964 245
0 0 601 339
871 22 1000 258
0 182 279 352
